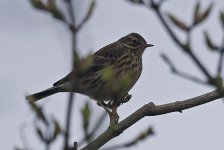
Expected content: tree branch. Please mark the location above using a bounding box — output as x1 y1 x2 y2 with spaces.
217 36 224 75
64 0 77 149
81 88 224 150
217 49 224 75
19 123 31 150
101 126 154 150
149 0 213 82
160 53 208 85
78 112 107 147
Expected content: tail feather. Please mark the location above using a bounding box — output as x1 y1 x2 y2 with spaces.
26 87 60 102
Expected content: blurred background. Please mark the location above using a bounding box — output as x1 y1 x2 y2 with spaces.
0 0 224 149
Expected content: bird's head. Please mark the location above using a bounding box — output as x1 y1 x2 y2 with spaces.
118 33 153 57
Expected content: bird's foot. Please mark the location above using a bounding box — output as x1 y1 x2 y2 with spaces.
97 102 119 125
97 101 109 107
109 106 119 126
97 102 111 114
106 93 132 109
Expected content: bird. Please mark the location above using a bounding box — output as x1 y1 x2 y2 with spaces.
26 33 153 108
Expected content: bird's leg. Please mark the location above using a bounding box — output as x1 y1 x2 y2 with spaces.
97 101 119 125
107 100 117 109
108 98 120 124
99 94 132 125
111 105 119 123
97 101 108 107
97 101 114 109
97 102 111 114
107 94 132 125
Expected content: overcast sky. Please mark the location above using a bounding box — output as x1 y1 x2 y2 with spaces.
0 0 224 150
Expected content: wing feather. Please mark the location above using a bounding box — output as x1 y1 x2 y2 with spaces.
53 42 126 86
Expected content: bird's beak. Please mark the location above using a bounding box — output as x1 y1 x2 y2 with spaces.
146 44 154 48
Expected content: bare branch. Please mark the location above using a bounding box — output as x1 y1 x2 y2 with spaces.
161 53 207 85
217 36 224 75
149 0 213 82
64 0 77 149
78 111 107 147
19 123 32 150
102 126 154 150
217 50 224 75
81 89 224 150
75 0 96 33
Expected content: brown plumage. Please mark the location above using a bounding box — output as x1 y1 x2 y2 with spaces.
26 33 153 103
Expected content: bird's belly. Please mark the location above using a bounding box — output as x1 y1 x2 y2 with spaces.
77 60 142 101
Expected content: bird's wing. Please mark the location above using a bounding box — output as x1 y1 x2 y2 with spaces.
93 42 125 61
53 43 126 86
53 72 73 86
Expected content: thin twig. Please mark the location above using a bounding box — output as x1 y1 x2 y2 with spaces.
102 126 154 150
45 140 50 150
67 0 95 34
217 50 224 75
63 0 95 149
160 53 207 85
149 0 213 82
81 88 224 150
78 112 107 147
64 0 77 149
89 112 107 138
174 70 208 85
45 125 51 150
217 36 224 75
19 123 31 150
186 27 192 46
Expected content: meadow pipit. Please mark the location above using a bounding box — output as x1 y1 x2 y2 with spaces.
26 33 153 117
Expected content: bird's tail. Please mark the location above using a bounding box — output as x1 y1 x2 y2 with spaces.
26 86 60 102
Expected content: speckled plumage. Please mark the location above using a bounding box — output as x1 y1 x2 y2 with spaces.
26 33 153 102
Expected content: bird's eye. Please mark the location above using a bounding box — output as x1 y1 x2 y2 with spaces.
131 39 138 44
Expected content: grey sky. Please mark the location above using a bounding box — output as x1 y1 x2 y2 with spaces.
0 0 224 149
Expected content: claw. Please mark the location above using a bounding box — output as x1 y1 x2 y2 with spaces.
98 102 119 124
97 102 111 114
